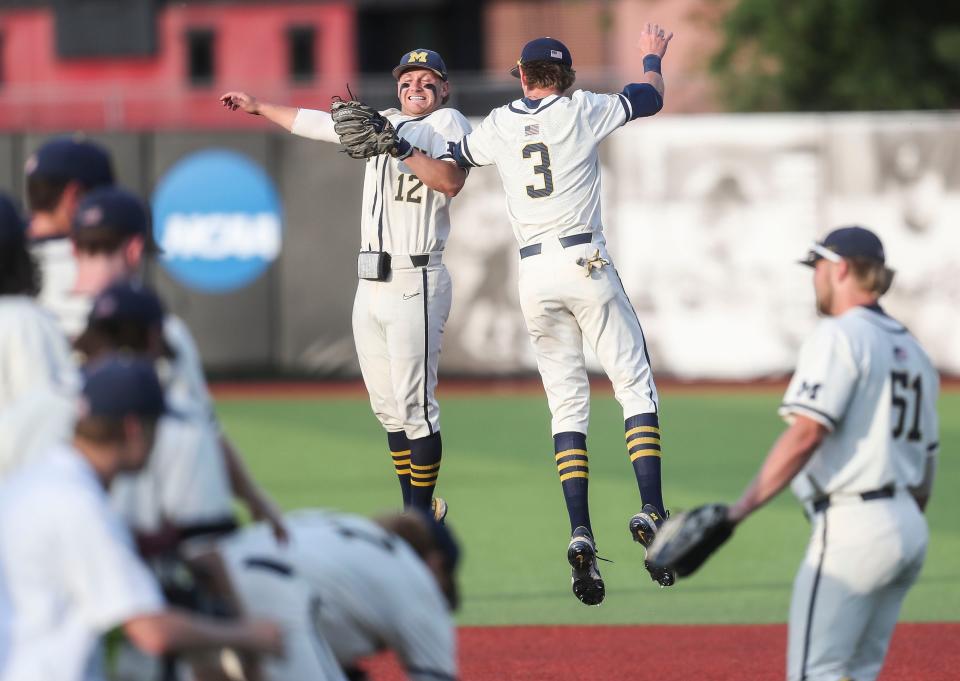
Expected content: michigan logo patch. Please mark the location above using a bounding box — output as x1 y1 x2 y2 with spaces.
408 51 428 63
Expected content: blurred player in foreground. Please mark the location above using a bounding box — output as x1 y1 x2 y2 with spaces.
187 509 459 681
69 185 287 541
75 282 459 681
74 281 237 552
380 26 675 604
25 137 115 338
721 227 938 681
220 48 472 522
0 192 78 475
0 356 282 680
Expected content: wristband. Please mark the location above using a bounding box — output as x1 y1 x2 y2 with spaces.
643 54 662 74
393 138 413 161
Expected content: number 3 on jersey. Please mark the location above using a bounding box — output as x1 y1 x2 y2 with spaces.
522 143 554 198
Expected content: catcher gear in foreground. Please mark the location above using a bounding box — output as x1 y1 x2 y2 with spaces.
646 503 734 578
331 98 412 160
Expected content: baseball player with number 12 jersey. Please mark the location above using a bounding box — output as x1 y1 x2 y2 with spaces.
726 227 939 681
221 50 470 521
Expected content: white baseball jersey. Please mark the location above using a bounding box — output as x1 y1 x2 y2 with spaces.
452 90 660 433
0 295 79 410
218 510 456 681
292 106 470 439
0 446 165 681
292 106 471 255
110 411 233 535
779 304 938 681
30 237 91 340
455 90 629 247
781 305 940 502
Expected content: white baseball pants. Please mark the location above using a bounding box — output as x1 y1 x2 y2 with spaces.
787 491 928 681
517 236 659 435
353 260 451 440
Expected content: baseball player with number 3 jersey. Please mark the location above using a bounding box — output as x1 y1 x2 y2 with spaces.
408 26 676 604
726 227 939 681
221 50 471 521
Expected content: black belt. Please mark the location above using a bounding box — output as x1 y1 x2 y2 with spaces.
409 254 430 267
519 232 593 259
811 485 895 513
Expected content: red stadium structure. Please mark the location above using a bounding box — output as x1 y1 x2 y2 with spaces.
0 1 355 130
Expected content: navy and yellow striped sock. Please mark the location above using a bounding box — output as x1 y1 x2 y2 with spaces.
387 431 412 508
625 413 665 516
554 431 591 534
409 431 442 512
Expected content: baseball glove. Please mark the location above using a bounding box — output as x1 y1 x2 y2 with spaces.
645 503 735 578
331 99 409 160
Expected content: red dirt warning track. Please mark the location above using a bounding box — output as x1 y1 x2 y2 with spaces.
364 623 960 680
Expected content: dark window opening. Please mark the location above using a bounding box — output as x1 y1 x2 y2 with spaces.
187 29 215 86
288 26 317 83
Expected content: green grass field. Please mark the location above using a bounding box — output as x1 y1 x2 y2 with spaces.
217 388 960 626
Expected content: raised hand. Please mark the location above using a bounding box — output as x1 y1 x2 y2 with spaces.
639 23 673 58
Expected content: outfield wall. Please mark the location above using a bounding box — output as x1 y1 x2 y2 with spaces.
3 111 959 378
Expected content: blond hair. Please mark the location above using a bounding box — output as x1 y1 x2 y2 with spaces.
848 257 895 296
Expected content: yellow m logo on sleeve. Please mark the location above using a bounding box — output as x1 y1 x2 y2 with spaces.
408 51 428 63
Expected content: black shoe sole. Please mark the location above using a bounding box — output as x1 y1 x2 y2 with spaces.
568 541 605 606
644 560 676 587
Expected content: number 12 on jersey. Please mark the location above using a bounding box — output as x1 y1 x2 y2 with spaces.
395 173 424 203
522 143 554 198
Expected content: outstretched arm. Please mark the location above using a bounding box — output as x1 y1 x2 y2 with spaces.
220 92 299 131
221 91 337 142
617 23 674 120
638 23 673 99
727 416 826 524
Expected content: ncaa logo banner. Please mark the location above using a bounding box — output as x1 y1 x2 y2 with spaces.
152 149 282 293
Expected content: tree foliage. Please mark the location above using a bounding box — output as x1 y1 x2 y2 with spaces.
711 0 960 111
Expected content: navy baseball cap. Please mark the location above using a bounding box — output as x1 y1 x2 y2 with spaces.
81 354 166 419
0 193 26 250
799 226 887 267
393 49 448 81
25 137 115 188
89 280 165 328
510 37 573 78
72 186 150 239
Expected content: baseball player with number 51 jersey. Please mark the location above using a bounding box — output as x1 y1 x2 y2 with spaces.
726 227 939 681
221 50 471 521
405 25 676 605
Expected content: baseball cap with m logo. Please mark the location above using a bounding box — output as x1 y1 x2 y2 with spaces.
393 49 448 81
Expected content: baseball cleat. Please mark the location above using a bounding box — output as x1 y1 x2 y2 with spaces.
431 497 448 524
629 504 676 587
567 526 605 606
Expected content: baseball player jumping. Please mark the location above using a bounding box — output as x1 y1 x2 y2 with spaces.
722 227 939 681
220 49 472 521
359 26 676 604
